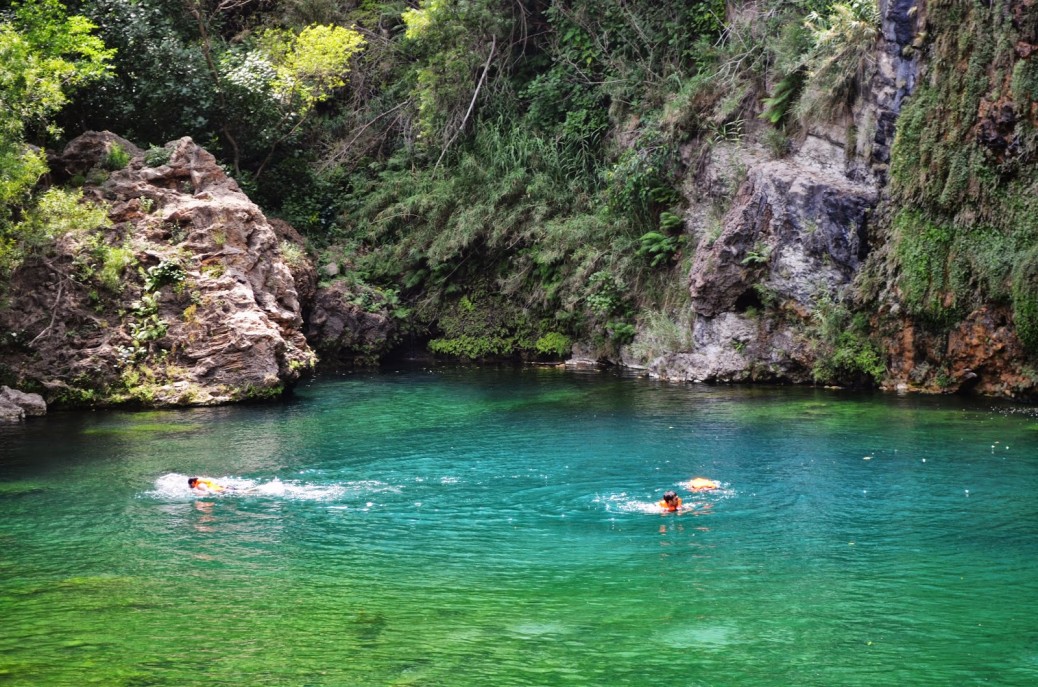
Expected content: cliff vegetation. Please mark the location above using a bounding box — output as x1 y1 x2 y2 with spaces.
2 0 1037 404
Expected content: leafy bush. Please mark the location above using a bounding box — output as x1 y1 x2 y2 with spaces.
428 335 515 360
795 0 880 123
534 332 572 358
810 294 885 385
144 145 171 167
102 143 132 170
637 231 681 267
9 188 111 263
143 260 185 292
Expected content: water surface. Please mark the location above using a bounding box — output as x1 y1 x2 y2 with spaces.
2 367 1038 685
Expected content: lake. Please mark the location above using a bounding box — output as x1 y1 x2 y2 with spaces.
2 366 1038 686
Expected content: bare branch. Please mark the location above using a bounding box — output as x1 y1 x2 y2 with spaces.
435 35 497 169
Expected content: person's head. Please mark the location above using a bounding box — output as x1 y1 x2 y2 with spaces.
663 490 678 504
188 477 199 488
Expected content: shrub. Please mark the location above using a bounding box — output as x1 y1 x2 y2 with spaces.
534 331 572 358
103 143 132 170
143 145 171 167
144 260 185 292
810 294 885 385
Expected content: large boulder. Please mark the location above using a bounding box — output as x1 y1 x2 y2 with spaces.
689 151 874 319
0 399 23 422
0 386 47 416
0 132 316 406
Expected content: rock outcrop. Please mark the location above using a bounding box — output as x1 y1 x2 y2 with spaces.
0 386 46 422
304 281 395 366
0 132 316 406
637 0 936 389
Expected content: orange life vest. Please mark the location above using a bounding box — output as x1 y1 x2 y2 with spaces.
658 496 682 512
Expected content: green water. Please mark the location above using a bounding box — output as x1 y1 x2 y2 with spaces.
2 367 1038 686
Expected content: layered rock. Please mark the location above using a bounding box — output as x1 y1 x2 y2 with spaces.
0 132 316 406
648 136 877 384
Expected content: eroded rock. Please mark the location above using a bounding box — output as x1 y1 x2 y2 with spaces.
0 132 316 406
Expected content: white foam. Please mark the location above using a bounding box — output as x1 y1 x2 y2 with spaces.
593 490 728 515
593 492 661 515
144 473 396 502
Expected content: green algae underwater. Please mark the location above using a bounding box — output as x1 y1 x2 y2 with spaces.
2 366 1038 686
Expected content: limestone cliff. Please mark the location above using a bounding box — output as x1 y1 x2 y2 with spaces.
630 0 1038 401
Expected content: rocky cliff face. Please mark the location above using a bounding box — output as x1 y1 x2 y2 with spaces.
0 132 316 406
637 0 1038 400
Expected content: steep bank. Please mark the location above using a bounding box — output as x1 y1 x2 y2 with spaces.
632 0 1038 401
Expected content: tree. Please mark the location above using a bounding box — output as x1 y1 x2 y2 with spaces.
219 23 367 176
0 0 113 274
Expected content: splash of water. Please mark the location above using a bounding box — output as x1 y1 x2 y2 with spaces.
144 472 394 502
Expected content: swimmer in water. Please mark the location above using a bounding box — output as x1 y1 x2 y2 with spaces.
686 477 721 492
188 477 225 495
658 490 683 512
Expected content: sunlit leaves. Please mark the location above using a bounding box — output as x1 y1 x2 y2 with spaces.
260 24 367 109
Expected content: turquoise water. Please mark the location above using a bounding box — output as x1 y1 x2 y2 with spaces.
3 367 1038 686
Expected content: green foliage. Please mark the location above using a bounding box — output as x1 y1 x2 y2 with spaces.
605 320 636 345
741 242 772 266
59 0 206 144
760 69 806 125
257 24 366 110
637 230 681 267
605 125 681 232
810 294 885 385
6 188 111 275
74 234 135 292
534 332 572 358
143 260 185 292
1 0 112 267
639 215 683 266
3 0 113 138
425 289 535 360
428 334 515 359
124 292 166 362
795 0 880 123
1011 59 1038 108
585 271 628 317
1012 247 1038 354
888 2 1010 217
143 145 171 167
102 142 131 170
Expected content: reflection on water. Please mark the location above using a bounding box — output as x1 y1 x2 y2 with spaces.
2 367 1038 686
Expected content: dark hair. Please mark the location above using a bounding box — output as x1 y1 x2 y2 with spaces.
663 490 678 501
187 477 199 487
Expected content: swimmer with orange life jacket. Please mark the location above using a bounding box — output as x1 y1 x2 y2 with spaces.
188 477 226 494
658 478 720 513
658 490 683 512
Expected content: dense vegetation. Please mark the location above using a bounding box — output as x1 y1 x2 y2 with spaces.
3 0 1036 383
882 0 1038 355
